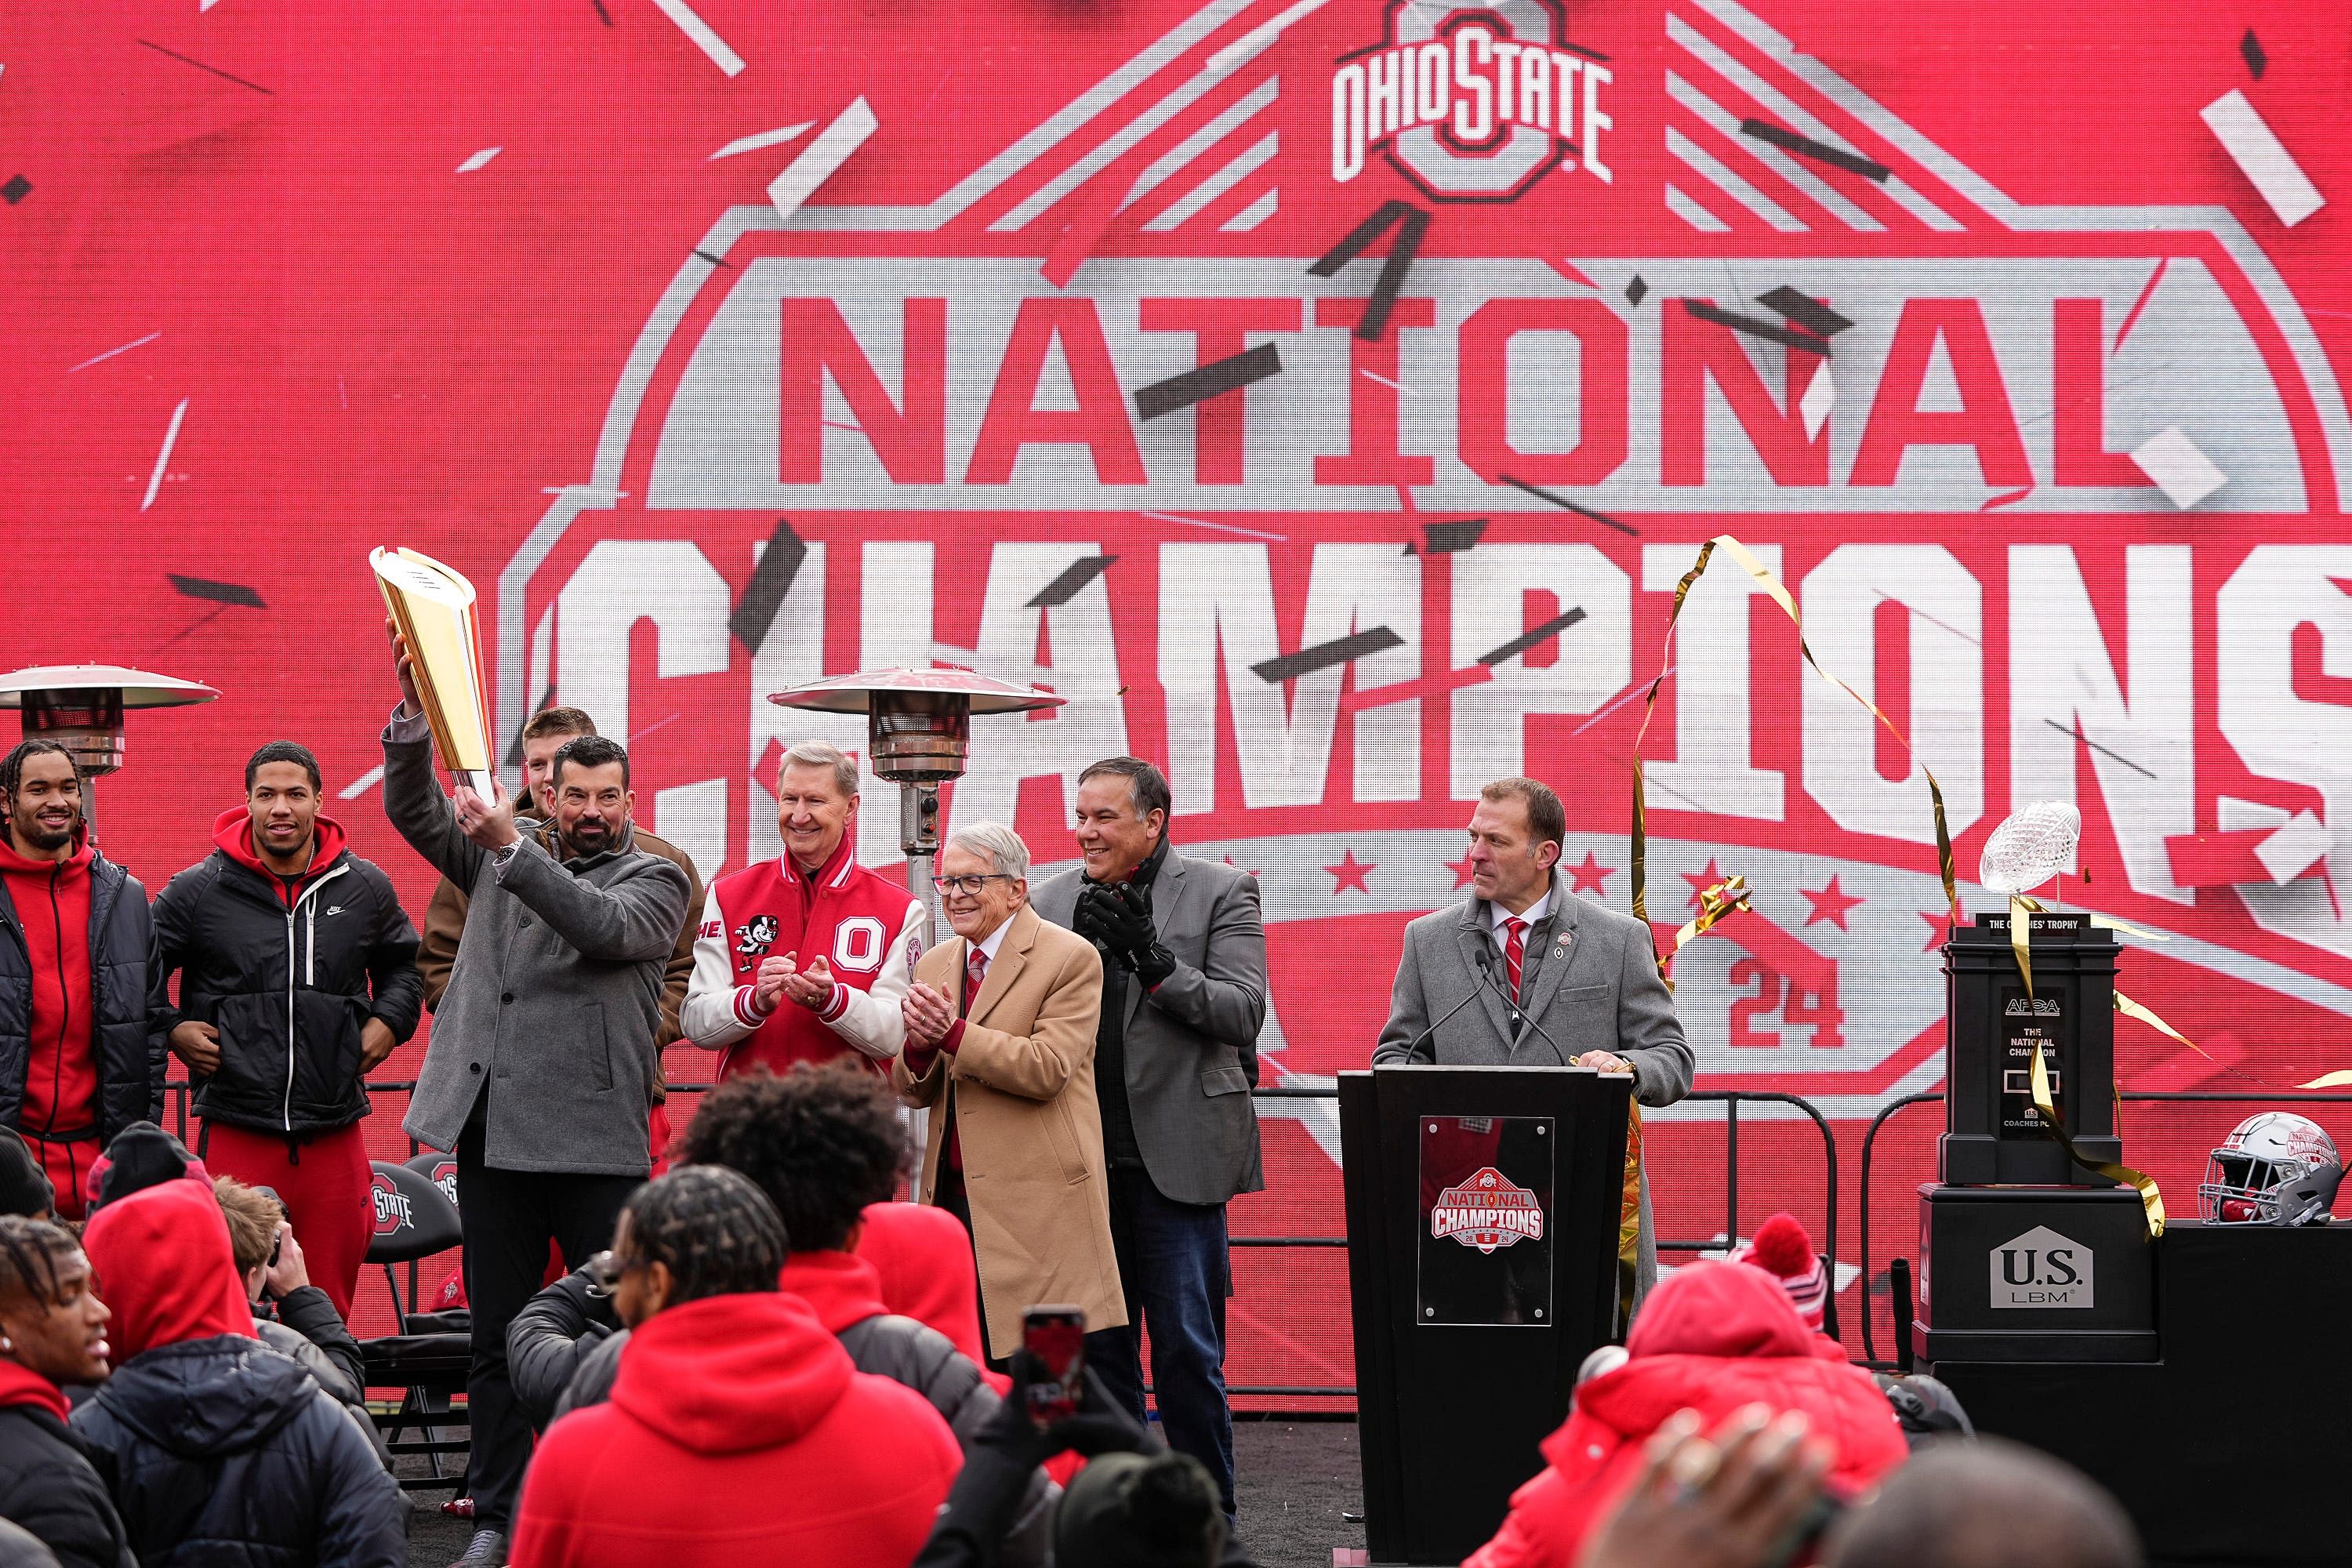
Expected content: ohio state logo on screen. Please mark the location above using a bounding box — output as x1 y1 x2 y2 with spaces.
1330 0 1613 201
1431 1167 1545 1253
371 1173 413 1238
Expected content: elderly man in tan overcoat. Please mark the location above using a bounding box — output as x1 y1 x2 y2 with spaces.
893 821 1126 1359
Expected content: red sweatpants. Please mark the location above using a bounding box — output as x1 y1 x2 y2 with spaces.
199 1120 373 1319
23 1131 97 1222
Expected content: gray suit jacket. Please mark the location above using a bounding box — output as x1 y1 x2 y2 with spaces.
383 711 691 1174
1373 870 1693 1298
1032 851 1267 1207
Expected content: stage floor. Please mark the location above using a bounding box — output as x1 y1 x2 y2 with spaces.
399 1417 1370 1566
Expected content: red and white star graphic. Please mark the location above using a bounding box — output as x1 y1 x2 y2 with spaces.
1801 876 1865 931
1327 846 1374 893
1918 910 1955 952
1326 849 1375 895
1446 852 1477 889
1566 851 1613 895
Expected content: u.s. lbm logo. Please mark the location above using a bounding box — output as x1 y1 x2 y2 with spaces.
1431 1167 1544 1253
1991 1225 2093 1309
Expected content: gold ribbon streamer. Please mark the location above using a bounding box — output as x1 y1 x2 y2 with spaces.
1629 538 1961 967
2028 1040 2165 1237
1617 1102 1644 1319
1654 875 1753 993
2000 895 2352 1094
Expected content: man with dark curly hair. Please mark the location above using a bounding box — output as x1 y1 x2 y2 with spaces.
507 1062 1053 1563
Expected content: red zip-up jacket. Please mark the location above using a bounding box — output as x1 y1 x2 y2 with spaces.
0 832 97 1136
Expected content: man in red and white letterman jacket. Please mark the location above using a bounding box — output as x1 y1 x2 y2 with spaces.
681 742 925 1076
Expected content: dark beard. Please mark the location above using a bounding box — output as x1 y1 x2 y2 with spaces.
12 814 75 853
561 822 615 858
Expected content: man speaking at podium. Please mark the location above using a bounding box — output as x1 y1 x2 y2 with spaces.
1374 777 1692 1301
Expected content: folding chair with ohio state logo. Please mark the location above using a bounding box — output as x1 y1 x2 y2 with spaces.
358 1158 471 1495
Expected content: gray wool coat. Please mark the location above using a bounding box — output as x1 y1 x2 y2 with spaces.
1032 851 1269 1208
1373 870 1693 1301
382 710 691 1174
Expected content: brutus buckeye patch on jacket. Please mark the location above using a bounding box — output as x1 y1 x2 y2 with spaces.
734 913 782 970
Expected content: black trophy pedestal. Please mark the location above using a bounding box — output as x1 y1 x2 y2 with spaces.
1913 1183 2156 1363
1933 1221 2352 1566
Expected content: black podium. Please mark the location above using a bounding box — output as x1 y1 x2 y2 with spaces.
1341 1065 1633 1566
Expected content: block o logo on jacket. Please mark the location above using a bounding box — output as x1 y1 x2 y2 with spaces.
1330 0 1613 201
1431 1167 1545 1253
371 1172 416 1238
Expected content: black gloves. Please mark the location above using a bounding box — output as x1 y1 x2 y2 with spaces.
982 1347 1154 1469
1076 880 1178 989
913 1350 1154 1568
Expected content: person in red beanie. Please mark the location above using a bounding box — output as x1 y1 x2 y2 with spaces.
1461 1261 1909 1568
0 1214 132 1568
1730 1212 1835 1338
69 1179 404 1568
151 740 424 1318
0 740 167 1224
510 1165 961 1568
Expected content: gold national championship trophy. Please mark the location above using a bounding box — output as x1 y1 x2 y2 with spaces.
370 546 495 798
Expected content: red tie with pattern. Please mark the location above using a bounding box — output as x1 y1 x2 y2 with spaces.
1501 916 1528 1001
965 949 989 1012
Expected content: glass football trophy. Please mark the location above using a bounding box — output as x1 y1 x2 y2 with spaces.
370 546 495 799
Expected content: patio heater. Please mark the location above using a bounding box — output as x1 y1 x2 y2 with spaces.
767 666 1067 936
0 664 220 839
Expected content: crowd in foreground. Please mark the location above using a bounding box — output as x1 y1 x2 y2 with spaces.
0 1066 2146 1568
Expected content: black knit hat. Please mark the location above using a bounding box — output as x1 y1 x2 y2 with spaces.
1053 1451 1226 1568
88 1122 208 1212
0 1127 51 1218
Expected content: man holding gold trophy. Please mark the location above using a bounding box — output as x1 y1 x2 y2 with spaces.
373 549 692 1567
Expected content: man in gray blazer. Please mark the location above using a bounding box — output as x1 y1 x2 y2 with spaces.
1031 757 1264 1524
380 626 691 1567
1374 776 1692 1304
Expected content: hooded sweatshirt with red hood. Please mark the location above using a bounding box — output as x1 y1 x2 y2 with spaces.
70 1179 405 1568
149 808 423 1137
0 822 160 1160
513 1288 962 1568
1462 1262 1910 1568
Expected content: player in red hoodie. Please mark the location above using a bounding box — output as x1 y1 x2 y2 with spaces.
0 740 165 1222
1462 1261 1909 1568
150 742 424 1316
680 742 924 1077
511 1165 962 1568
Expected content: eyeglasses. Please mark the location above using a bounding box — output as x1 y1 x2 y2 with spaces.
931 873 1014 895
583 1250 634 1298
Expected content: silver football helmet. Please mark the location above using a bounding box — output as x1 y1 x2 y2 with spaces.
2198 1112 2344 1226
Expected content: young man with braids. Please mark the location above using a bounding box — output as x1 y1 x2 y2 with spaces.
0 740 167 1221
0 1214 132 1568
510 1165 962 1568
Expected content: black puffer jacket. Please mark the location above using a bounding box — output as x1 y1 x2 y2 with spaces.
70 1335 404 1568
0 1401 134 1568
0 844 164 1145
506 1265 619 1430
150 816 422 1137
252 1288 389 1466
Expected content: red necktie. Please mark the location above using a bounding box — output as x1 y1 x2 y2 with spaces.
965 949 989 1011
1501 916 1528 1001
